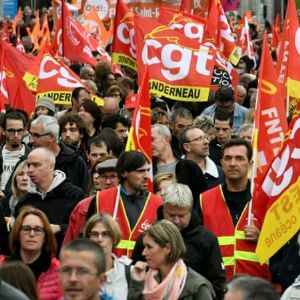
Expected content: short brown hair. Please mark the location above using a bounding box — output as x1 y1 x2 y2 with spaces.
144 220 186 264
84 214 122 249
10 206 57 256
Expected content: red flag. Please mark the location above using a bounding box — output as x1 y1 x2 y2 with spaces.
158 6 237 92
125 72 153 189
0 41 35 114
205 0 240 65
286 2 300 99
111 0 137 71
252 31 288 191
36 45 103 106
251 32 288 233
237 15 255 63
52 1 98 66
277 0 299 101
134 16 216 102
255 107 300 263
36 45 85 106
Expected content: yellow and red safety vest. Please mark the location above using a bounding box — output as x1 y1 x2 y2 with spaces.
96 186 162 257
200 185 271 281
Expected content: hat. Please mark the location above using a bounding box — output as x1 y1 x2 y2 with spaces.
35 97 55 114
96 158 118 172
124 94 138 109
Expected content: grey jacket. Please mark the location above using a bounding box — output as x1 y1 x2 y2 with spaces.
128 267 215 300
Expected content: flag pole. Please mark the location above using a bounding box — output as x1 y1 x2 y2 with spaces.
61 0 65 58
247 90 259 226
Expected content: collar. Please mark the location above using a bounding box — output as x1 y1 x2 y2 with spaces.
204 157 219 178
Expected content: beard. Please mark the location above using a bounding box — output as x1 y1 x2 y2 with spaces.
10 141 21 149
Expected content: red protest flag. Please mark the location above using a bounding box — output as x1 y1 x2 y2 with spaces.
111 0 137 71
0 41 35 114
36 45 85 106
125 72 152 160
205 0 240 65
52 1 98 66
134 16 216 102
158 6 206 39
125 71 153 188
237 15 255 63
158 6 237 92
252 31 288 190
277 0 299 100
286 2 300 99
36 44 103 106
255 108 300 264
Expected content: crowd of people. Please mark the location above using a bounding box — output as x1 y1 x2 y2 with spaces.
0 2 299 300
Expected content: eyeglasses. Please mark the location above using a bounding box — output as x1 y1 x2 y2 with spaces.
20 226 45 235
6 128 25 135
89 230 111 239
29 132 51 139
98 174 118 181
186 136 210 143
60 267 98 278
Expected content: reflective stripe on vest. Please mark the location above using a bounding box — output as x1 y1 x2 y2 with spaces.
235 250 260 263
218 236 235 245
117 240 136 250
235 230 245 239
223 256 235 266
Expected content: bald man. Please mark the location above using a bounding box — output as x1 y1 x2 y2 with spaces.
100 97 120 122
16 148 85 250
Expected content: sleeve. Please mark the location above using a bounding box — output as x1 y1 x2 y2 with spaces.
76 156 90 193
127 279 144 300
203 234 226 300
193 284 214 300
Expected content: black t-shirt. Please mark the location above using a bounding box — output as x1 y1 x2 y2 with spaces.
222 182 251 226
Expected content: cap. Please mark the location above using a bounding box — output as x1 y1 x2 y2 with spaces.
96 158 118 172
35 97 55 114
124 94 138 109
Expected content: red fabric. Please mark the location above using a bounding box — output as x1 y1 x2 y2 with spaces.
0 255 62 300
37 257 62 300
63 196 94 246
96 187 162 257
200 185 271 281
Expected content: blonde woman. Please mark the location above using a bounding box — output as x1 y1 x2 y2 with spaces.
129 220 215 300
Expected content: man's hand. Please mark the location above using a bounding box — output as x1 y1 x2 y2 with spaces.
131 261 148 281
244 224 260 242
50 224 61 234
